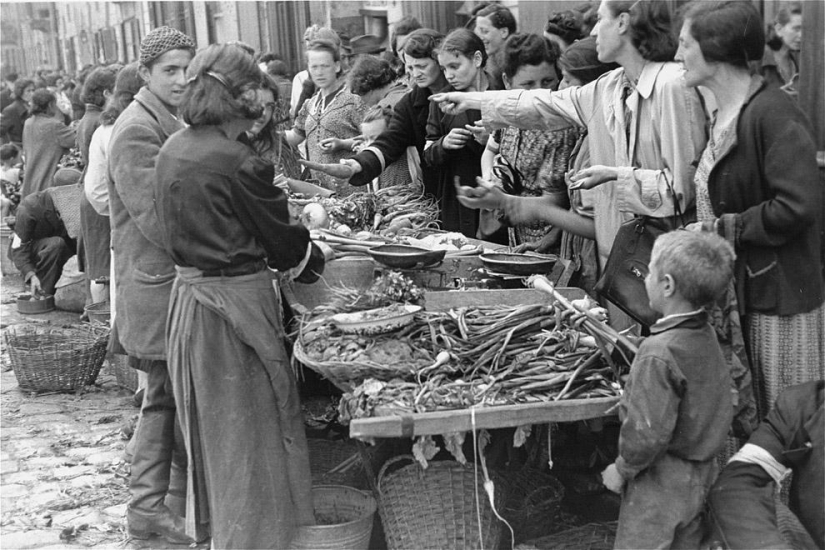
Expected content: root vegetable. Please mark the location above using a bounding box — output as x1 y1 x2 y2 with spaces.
301 203 330 230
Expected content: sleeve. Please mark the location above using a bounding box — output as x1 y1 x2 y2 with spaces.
748 383 817 468
614 78 705 218
231 155 323 278
109 121 168 249
722 116 820 248
536 130 575 201
615 350 685 480
479 85 591 132
292 97 309 139
10 197 40 279
54 120 77 149
290 72 304 114
423 101 452 167
84 127 109 215
350 95 417 186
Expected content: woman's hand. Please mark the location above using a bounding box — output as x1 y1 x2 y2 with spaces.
513 227 562 254
298 159 358 180
465 123 489 146
456 177 506 211
319 136 363 152
442 128 473 150
568 165 618 190
430 92 478 115
601 463 625 494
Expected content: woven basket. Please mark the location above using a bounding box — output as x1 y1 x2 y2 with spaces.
5 324 109 392
377 455 505 550
500 467 565 543
110 353 139 392
527 521 617 550
292 340 417 393
307 437 368 489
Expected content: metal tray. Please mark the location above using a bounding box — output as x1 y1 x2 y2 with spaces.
478 253 557 275
368 245 446 270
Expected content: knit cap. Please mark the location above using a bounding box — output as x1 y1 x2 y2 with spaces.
139 26 195 66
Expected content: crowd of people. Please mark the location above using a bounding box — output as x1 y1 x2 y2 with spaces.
0 0 821 548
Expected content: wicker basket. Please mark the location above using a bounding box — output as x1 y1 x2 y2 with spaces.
500 467 565 543
110 353 139 392
307 437 368 489
292 340 418 393
377 455 505 550
5 324 109 392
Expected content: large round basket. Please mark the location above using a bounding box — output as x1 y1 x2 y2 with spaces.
377 455 505 550
292 485 377 550
292 340 417 393
500 467 565 543
4 324 109 393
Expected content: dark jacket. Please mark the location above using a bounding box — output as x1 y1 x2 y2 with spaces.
616 310 732 480
350 85 438 195
155 125 324 282
75 104 102 167
108 87 183 360
0 99 29 145
11 189 76 277
710 76 824 316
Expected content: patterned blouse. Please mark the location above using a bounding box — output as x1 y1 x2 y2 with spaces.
294 86 366 196
493 125 581 245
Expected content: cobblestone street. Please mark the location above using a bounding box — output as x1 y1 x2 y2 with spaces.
1 273 205 549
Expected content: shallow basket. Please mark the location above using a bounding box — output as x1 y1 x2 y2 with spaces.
5 324 109 392
292 340 417 393
377 455 505 550
292 485 377 550
500 467 565 543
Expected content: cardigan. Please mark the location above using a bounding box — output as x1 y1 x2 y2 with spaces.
709 76 824 316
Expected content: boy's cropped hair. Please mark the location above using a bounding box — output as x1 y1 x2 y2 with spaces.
651 230 735 308
0 143 20 162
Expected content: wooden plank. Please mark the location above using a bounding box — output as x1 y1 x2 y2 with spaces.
349 397 619 439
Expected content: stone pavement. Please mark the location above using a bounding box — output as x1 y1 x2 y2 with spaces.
1 273 205 550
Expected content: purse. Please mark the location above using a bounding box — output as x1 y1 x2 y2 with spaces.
593 186 689 328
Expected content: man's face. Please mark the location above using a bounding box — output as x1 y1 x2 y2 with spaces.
139 49 193 109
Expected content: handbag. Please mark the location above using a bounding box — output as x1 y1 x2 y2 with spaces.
594 185 689 328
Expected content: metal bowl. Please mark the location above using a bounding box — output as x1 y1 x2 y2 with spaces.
368 245 446 270
479 253 557 276
17 294 55 314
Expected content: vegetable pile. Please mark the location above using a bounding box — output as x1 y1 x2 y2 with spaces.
293 278 628 420
290 187 440 238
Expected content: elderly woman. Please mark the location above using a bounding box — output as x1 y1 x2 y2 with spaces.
436 0 706 329
676 0 824 418
155 43 327 548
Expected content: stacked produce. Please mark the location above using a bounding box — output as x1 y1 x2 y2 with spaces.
293 275 627 421
290 187 440 238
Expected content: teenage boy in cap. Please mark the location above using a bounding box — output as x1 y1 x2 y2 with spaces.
107 26 202 545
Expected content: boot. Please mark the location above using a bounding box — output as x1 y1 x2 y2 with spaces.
127 407 197 544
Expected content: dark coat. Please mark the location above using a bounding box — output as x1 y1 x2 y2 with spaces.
350 85 438 196
108 87 183 360
710 77 824 316
0 99 29 145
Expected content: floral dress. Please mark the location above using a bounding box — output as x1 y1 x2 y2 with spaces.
695 116 757 438
294 86 366 196
493 125 581 247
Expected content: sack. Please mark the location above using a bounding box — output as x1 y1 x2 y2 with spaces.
593 217 668 327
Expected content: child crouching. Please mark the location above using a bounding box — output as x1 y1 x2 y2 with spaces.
601 230 736 549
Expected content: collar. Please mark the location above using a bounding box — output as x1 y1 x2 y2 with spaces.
649 308 708 334
633 61 666 100
133 87 184 139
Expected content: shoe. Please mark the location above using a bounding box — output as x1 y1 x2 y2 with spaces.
127 504 203 544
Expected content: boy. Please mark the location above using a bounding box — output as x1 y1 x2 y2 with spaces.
601 230 736 549
1 143 21 217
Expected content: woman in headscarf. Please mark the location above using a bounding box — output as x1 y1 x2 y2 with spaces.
156 43 327 548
